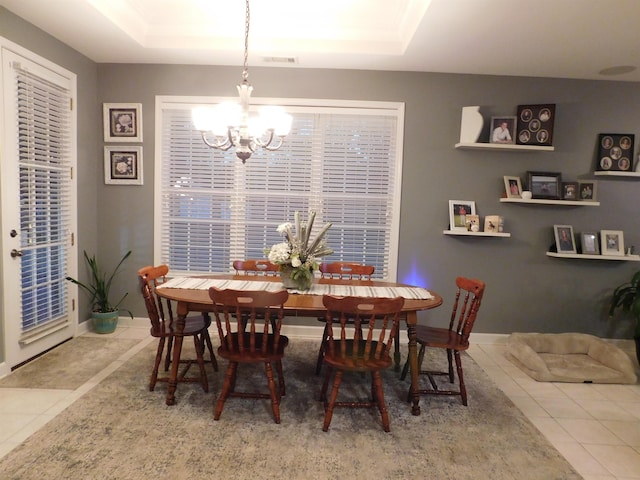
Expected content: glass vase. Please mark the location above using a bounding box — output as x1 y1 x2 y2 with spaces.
279 265 312 290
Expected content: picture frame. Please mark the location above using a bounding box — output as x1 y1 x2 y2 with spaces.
596 134 634 172
578 180 597 201
448 200 476 231
516 104 555 146
553 225 577 254
104 146 143 185
580 232 600 255
464 214 480 232
103 103 142 142
503 175 522 198
527 171 562 199
562 181 579 200
600 230 625 256
490 116 516 144
484 215 504 233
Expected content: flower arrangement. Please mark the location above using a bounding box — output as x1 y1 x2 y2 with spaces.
267 211 333 290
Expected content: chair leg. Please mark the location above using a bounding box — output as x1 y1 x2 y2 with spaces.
315 323 329 375
393 328 401 372
447 348 454 383
275 359 286 396
150 337 165 391
372 370 390 432
202 329 218 372
193 335 209 393
454 351 467 406
164 335 174 371
319 365 333 402
264 361 281 424
322 369 343 432
214 362 237 420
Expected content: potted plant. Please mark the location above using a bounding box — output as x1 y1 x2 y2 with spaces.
66 250 133 334
608 269 640 364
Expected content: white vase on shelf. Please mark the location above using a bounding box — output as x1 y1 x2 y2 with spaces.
459 106 484 143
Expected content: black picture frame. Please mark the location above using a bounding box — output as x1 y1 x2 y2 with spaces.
516 104 555 146
527 171 562 199
578 180 597 201
596 133 634 172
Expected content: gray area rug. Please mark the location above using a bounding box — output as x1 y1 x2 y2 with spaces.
0 339 581 479
0 336 140 389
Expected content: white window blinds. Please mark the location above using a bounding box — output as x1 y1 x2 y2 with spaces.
14 61 73 332
156 98 403 280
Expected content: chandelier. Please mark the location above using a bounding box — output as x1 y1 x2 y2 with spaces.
192 0 292 163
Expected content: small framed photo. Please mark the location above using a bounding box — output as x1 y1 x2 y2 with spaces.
490 116 516 144
562 182 579 200
504 176 522 198
527 171 562 199
104 146 143 185
516 104 555 146
448 200 476 231
580 232 600 255
596 134 634 171
465 214 480 231
600 230 625 256
484 215 504 233
554 225 577 254
103 103 142 142
578 181 597 201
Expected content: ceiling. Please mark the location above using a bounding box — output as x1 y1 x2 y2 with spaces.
2 0 640 82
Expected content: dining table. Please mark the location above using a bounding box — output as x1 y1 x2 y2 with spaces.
156 274 443 415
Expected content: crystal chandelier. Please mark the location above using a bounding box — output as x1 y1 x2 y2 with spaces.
192 0 292 163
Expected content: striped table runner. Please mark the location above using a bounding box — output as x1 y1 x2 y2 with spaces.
158 277 434 300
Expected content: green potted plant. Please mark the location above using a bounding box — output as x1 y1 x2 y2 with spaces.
608 269 640 364
66 250 133 334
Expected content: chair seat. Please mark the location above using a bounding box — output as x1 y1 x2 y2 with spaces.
415 324 469 351
323 340 393 371
218 333 289 362
151 315 210 338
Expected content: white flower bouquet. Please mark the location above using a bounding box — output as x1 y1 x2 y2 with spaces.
267 211 333 289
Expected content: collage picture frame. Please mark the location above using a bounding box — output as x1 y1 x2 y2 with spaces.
596 134 634 172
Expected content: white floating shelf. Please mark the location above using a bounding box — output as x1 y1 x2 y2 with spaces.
454 142 554 152
499 198 600 206
546 252 640 261
594 171 640 177
443 230 511 237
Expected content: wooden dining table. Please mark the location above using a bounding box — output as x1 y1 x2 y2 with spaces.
156 274 443 415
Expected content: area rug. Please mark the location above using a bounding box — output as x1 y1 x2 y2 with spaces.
0 336 140 389
0 340 581 480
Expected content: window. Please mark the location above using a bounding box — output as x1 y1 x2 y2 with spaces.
155 97 404 280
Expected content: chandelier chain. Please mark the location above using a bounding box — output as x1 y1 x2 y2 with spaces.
242 0 250 82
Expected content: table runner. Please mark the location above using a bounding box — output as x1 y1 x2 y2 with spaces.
158 277 434 300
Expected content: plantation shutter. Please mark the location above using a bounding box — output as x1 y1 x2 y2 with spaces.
157 98 403 280
14 60 73 332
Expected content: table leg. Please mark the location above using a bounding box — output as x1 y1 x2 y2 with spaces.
166 301 188 406
405 311 421 416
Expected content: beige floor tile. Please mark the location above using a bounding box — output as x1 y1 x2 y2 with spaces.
617 400 640 420
557 382 610 401
583 444 640 478
556 418 626 445
552 441 611 476
528 416 574 443
576 398 637 421
601 420 640 447
536 397 593 419
508 395 550 418
0 388 72 414
0 413 37 443
593 384 640 403
580 475 616 480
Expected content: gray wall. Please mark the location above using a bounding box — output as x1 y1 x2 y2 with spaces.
3 7 640 339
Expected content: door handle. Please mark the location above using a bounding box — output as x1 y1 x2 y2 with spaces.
11 249 23 258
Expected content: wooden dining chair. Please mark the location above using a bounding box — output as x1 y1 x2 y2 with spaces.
232 259 280 276
208 287 289 423
320 294 405 432
138 265 218 393
400 276 485 406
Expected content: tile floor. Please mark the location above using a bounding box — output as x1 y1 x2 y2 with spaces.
0 327 639 479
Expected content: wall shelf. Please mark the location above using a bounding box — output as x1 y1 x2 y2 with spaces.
594 171 640 178
499 198 600 206
454 142 554 152
546 252 640 262
443 230 511 238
